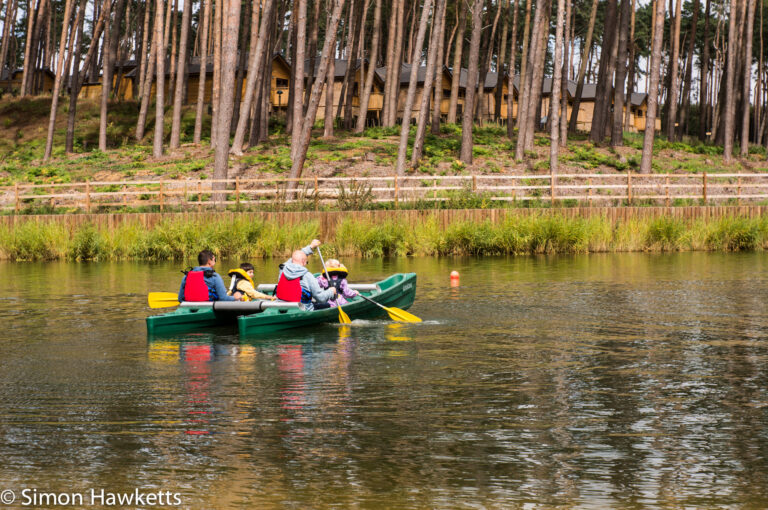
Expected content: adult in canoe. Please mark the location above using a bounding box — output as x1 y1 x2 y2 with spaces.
276 240 336 311
178 250 241 302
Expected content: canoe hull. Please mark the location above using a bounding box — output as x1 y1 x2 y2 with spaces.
146 273 417 336
238 273 417 336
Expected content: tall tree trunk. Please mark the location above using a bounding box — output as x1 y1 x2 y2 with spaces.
740 0 755 155
677 0 698 139
506 0 519 137
66 0 101 153
193 0 210 143
43 0 74 160
493 1 508 123
459 0 483 164
212 0 240 197
513 0 532 143
137 0 152 99
611 0 630 146
623 0 636 132
230 0 251 132
568 0 598 133
356 0 382 132
550 0 565 172
99 0 123 151
210 0 222 147
665 0 682 140
167 0 177 105
640 0 665 174
590 0 618 142
559 0 571 145
20 0 39 96
305 0 321 108
291 0 307 156
723 0 741 162
517 0 550 157
0 0 17 73
413 0 446 163
447 0 465 124
394 0 435 175
343 0 367 128
153 0 166 158
324 45 335 136
387 0 406 125
170 0 192 148
699 0 710 140
288 0 346 185
231 0 273 153
444 2 457 67
430 0 447 134
381 0 399 126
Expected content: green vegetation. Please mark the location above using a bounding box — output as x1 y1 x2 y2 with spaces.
3 213 768 261
3 96 765 192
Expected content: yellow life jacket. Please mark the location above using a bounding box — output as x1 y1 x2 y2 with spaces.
227 268 255 300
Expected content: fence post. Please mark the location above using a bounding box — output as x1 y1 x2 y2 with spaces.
159 182 165 211
85 181 91 213
394 175 399 208
236 176 241 210
314 175 318 212
702 172 707 203
197 181 202 212
665 175 670 207
627 172 632 205
587 177 592 207
550 173 555 206
122 185 127 207
14 183 19 213
737 176 742 206
472 174 477 192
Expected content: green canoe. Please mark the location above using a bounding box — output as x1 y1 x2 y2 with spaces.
238 273 417 336
146 273 417 336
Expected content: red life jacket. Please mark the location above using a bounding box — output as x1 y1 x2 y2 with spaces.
275 272 302 302
184 270 212 301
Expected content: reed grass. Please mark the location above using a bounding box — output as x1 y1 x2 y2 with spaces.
2 214 768 261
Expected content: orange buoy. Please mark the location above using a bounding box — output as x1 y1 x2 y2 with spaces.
450 271 460 287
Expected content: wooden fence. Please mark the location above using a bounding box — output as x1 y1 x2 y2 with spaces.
4 172 768 213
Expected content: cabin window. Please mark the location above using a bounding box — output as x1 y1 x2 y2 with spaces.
637 110 643 118
458 90 465 98
443 89 451 96
276 78 289 88
353 83 359 97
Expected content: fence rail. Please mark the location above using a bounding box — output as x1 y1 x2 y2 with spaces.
4 172 768 213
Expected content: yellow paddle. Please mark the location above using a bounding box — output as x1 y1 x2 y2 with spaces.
357 294 422 322
316 247 351 324
148 292 182 308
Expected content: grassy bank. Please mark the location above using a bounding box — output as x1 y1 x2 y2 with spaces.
2 213 768 261
2 96 767 190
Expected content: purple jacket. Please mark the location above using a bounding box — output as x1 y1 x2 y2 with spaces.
317 275 357 307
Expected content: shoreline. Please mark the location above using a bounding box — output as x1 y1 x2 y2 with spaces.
2 207 768 261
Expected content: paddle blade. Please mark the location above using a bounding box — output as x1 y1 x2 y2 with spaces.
385 307 422 323
338 306 352 324
148 292 181 309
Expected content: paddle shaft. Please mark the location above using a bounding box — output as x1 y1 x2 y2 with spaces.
357 293 388 310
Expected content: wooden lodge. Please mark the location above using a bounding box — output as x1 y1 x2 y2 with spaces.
0 67 55 95
3 58 660 133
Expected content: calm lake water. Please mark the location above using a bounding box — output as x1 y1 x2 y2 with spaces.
1 253 768 508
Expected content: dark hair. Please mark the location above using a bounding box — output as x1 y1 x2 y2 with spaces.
198 250 215 265
240 263 254 272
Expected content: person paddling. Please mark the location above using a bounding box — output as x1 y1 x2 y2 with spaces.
275 239 336 311
178 250 241 302
317 259 358 308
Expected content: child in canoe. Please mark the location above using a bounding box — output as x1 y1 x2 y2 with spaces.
227 263 277 301
317 259 358 308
